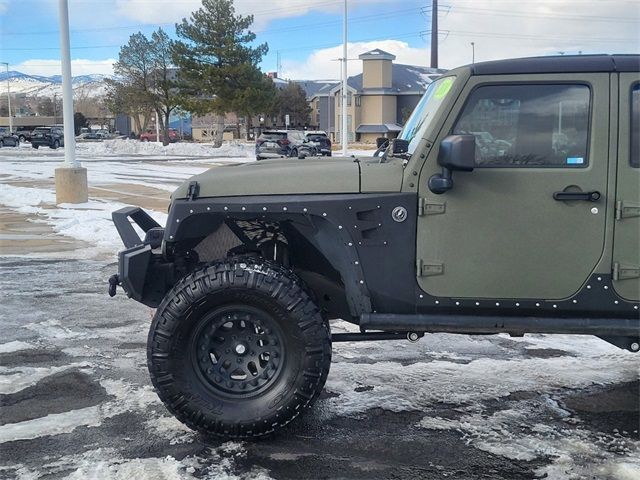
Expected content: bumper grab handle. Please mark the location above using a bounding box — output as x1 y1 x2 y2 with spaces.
112 207 161 248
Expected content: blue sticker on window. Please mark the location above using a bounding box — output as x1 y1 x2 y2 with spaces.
566 157 584 165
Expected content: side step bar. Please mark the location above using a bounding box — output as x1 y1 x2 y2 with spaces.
360 313 640 337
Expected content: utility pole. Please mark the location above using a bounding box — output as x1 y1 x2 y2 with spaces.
430 0 438 68
341 0 348 156
55 0 87 204
1 62 12 134
471 42 475 64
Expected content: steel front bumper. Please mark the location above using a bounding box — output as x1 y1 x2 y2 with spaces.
109 207 173 308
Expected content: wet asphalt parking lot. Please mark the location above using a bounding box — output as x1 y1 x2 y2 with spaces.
0 257 638 479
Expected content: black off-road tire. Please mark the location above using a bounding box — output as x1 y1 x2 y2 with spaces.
51 140 60 149
147 258 332 439
32 144 39 149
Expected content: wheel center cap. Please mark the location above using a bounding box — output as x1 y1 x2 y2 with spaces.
234 343 247 355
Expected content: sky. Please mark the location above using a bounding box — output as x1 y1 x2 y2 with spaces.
0 0 638 80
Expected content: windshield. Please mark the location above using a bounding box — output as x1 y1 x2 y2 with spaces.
398 76 456 154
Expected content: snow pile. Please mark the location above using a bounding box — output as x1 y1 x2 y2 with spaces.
0 184 167 255
0 184 56 213
77 139 254 159
0 340 36 353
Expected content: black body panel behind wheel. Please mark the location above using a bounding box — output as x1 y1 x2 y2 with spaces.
147 258 332 438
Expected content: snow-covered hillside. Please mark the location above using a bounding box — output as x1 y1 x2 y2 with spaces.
0 71 109 98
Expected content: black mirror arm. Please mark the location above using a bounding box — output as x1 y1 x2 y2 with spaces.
428 167 454 194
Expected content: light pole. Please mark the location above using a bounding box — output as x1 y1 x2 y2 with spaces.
55 0 87 204
471 42 475 64
341 0 348 156
1 62 12 134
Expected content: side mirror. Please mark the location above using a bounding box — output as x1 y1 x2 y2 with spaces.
428 134 476 194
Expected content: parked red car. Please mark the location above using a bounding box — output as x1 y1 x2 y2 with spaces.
139 128 179 143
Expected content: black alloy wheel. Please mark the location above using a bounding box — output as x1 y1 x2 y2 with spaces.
192 305 285 398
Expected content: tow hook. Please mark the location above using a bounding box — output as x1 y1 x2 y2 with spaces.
108 274 120 297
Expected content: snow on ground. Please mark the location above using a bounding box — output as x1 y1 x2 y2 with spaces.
1 140 254 193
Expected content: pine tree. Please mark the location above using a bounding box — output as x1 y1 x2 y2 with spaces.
272 83 311 127
172 0 271 146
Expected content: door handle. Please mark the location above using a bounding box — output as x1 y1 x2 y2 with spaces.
553 190 601 202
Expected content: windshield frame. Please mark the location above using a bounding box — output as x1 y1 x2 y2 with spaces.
398 75 457 155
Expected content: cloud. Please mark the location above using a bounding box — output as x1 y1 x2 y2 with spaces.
13 59 116 77
282 0 639 80
0 0 8 14
433 0 639 68
114 0 393 30
281 40 429 80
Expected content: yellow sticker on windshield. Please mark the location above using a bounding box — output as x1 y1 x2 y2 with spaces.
434 77 454 99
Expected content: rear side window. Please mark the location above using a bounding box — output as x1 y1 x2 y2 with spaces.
453 84 590 167
307 134 328 141
631 83 639 168
260 132 285 141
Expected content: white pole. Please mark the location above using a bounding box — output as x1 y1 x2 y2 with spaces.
341 0 348 157
58 0 78 167
2 63 12 134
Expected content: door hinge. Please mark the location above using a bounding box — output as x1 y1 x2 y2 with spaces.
417 259 444 277
612 262 640 281
418 198 446 216
615 201 640 220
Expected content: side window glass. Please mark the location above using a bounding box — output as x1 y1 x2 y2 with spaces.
631 83 639 168
453 84 590 167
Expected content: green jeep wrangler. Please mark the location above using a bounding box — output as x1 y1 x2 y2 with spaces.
109 55 640 438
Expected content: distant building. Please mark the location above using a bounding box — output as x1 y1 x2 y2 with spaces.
323 49 444 143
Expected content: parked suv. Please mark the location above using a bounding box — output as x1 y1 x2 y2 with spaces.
305 130 332 156
15 127 33 143
255 130 312 160
0 128 19 147
109 55 640 439
31 126 64 149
